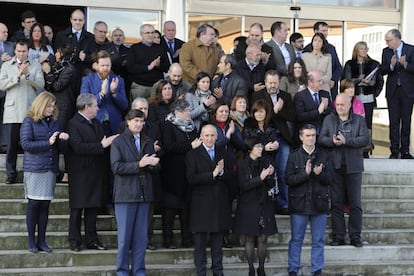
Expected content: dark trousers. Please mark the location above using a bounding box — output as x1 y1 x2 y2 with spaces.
193 232 224 276
162 207 192 246
5 123 21 179
330 166 362 242
68 207 99 247
387 86 414 154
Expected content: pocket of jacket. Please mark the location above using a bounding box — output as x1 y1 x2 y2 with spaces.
289 192 306 212
314 193 330 212
4 98 15 107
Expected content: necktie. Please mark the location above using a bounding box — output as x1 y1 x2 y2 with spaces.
313 93 319 105
76 31 81 41
168 40 174 54
0 43 4 55
394 49 401 86
208 148 214 160
296 51 301 58
135 135 141 155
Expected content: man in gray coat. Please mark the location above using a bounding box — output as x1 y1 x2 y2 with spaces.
0 39 44 183
318 93 369 248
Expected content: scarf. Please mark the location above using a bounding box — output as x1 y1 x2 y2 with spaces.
165 112 195 133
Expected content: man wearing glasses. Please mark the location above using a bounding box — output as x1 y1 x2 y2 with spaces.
128 24 168 100
379 29 414 159
10 10 36 42
318 93 369 248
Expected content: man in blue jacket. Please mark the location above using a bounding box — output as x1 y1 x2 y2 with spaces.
80 50 128 136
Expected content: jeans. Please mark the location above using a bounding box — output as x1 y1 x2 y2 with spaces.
288 214 327 274
275 137 290 209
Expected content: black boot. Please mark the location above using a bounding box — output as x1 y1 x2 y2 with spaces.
37 201 52 252
26 199 39 253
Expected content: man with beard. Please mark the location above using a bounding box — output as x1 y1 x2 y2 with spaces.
80 50 128 136
252 70 295 214
290 32 304 58
151 63 191 99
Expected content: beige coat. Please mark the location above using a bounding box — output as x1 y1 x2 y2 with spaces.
0 57 44 123
179 38 219 84
302 52 332 92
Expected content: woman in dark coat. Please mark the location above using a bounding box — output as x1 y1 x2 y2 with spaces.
42 44 78 182
20 92 69 253
161 99 200 248
243 99 280 167
233 137 278 276
148 80 176 126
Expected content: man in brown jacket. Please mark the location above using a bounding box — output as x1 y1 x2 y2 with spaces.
179 23 219 84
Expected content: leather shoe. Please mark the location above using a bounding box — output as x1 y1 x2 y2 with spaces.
87 242 107 250
28 247 38 253
70 244 81 252
401 152 414 159
389 154 399 159
351 239 363 248
6 177 16 184
329 239 345 246
38 243 53 253
146 243 157 250
313 269 322 276
223 235 232 248
288 272 298 276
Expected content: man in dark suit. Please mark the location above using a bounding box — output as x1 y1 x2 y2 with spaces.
111 27 129 80
266 21 296 77
66 93 119 252
379 29 414 159
234 23 275 71
252 70 295 214
294 71 333 134
186 124 231 276
212 54 248 106
304 21 342 100
235 44 266 104
0 22 15 153
161 21 185 65
55 9 94 77
10 10 36 42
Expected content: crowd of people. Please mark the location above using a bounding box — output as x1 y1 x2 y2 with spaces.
1 8 413 276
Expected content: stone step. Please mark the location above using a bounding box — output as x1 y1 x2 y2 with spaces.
1 244 414 269
2 197 412 217
0 215 117 232
3 183 414 204
0 256 414 275
2 212 414 233
1 227 413 251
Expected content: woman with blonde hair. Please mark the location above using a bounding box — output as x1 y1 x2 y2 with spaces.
342 41 384 158
20 91 69 253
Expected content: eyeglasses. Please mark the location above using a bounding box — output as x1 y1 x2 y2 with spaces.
142 31 155 35
385 38 394 43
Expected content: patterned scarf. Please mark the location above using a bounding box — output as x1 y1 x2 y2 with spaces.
165 112 195 133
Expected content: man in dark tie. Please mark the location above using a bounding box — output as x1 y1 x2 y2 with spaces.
161 21 185 65
294 71 333 135
379 28 414 159
186 124 231 276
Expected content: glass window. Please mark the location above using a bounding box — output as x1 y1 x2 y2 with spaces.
299 0 396 8
87 8 160 44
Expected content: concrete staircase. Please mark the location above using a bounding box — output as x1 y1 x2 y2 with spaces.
0 155 414 275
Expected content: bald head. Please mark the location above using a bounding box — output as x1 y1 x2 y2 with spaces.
335 93 352 118
200 124 218 148
0 23 8 42
168 63 183 85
